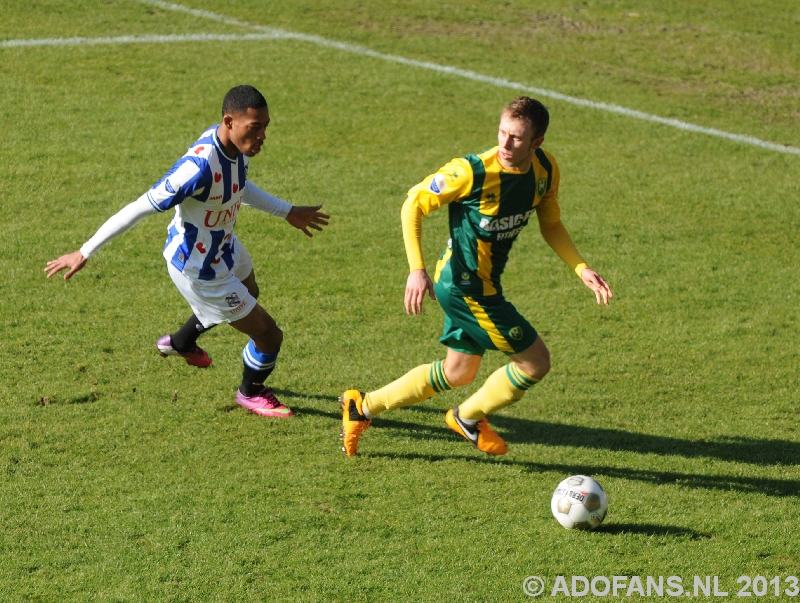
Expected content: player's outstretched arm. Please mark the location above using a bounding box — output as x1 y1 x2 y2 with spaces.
286 205 330 237
45 250 88 280
404 269 436 316
44 194 157 281
580 268 613 305
241 182 329 236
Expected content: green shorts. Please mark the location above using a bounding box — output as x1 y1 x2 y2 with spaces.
434 280 538 356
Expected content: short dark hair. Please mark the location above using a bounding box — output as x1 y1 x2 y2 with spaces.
503 96 549 139
222 85 268 117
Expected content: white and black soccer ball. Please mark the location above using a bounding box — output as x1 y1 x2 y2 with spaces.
551 475 608 530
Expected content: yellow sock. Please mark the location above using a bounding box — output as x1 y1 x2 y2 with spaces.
364 361 452 417
458 363 540 421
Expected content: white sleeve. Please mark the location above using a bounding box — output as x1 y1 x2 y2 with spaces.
79 194 159 258
242 182 292 219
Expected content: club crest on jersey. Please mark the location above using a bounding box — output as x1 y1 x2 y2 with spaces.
536 178 548 197
509 326 523 340
225 293 242 308
460 272 471 286
429 174 446 195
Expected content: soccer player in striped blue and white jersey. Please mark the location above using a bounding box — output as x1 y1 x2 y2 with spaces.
45 85 329 417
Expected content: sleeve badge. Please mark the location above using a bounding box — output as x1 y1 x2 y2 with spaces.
428 173 446 195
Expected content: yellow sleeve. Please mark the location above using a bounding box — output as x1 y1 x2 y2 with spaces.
535 157 588 277
401 157 473 272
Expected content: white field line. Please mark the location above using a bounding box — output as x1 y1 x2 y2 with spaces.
136 0 800 157
3 0 797 156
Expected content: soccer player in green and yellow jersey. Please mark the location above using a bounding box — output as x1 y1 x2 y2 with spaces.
341 96 612 456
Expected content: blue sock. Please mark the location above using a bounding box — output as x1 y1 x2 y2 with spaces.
240 339 278 396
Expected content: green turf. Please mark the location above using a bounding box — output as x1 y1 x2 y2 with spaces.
1 0 799 601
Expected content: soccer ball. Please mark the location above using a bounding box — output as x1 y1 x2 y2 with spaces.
551 475 608 530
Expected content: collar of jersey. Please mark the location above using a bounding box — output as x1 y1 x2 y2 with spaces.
212 127 239 164
484 146 533 175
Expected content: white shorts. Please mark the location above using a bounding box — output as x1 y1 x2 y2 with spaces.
167 239 257 328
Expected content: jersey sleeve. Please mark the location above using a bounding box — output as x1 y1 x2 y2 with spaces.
79 194 158 258
534 152 561 227
146 156 212 211
401 157 473 271
242 182 292 218
534 154 587 277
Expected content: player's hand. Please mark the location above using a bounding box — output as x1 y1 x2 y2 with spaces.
404 269 436 315
580 268 613 305
286 204 330 237
45 250 88 281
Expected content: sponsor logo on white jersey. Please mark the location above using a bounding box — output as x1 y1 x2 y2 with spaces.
204 198 242 228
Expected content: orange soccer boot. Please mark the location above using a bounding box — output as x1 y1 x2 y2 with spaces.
445 407 508 455
340 390 372 457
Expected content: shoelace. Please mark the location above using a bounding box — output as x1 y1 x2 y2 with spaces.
258 389 282 407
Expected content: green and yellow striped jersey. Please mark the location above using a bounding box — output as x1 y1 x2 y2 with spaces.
403 145 572 297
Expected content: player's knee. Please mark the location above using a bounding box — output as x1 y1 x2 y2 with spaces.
516 352 550 380
272 325 284 348
250 283 260 299
530 356 550 380
537 356 551 379
515 362 548 381
443 365 477 387
449 374 474 387
521 337 551 379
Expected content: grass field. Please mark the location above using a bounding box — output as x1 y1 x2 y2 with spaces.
1 0 799 601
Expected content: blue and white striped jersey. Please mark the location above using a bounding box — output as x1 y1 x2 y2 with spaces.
148 125 249 281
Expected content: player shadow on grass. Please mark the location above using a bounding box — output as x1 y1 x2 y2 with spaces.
350 408 800 466
366 451 800 499
486 415 800 467
269 388 340 404
219 390 341 416
593 523 712 539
